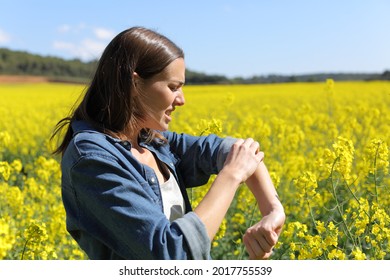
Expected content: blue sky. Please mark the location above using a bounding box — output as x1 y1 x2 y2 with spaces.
0 0 389 78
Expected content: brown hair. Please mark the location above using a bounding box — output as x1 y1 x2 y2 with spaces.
51 27 184 154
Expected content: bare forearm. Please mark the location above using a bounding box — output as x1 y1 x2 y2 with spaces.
245 162 284 215
243 162 285 259
194 169 241 240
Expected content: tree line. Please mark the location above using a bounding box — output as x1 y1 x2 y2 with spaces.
0 48 96 83
0 48 389 84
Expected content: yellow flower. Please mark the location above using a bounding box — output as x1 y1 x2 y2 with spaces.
10 159 23 173
316 221 326 234
294 171 317 199
365 138 389 175
197 118 223 136
328 249 346 260
0 161 11 181
351 248 366 260
332 136 355 180
0 217 16 259
231 213 245 225
290 242 296 251
0 131 11 148
323 236 337 247
325 79 335 93
214 218 227 240
327 221 336 231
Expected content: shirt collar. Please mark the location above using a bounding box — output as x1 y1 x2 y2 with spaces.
71 120 162 148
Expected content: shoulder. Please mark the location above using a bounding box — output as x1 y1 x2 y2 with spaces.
64 128 122 165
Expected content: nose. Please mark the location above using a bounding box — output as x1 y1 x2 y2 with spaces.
174 90 185 106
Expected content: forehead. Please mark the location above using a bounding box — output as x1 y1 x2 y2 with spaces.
158 58 185 83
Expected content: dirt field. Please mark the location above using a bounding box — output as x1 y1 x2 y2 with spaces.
0 75 50 83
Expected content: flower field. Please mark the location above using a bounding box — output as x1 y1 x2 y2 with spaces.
1 80 389 260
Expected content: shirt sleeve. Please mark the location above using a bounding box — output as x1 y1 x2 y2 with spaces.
162 131 237 187
216 136 237 171
172 212 211 260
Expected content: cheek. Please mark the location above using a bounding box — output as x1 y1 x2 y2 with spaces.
146 96 172 116
155 90 175 109
141 83 175 111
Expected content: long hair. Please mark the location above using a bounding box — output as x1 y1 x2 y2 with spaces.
51 27 184 154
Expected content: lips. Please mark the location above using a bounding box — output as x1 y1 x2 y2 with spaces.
164 108 174 123
165 107 175 116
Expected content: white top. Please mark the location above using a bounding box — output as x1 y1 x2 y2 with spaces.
160 171 186 222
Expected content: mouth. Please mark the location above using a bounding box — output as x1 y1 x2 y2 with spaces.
165 107 175 116
165 107 175 121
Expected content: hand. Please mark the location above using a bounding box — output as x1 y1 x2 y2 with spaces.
222 138 264 183
243 209 285 259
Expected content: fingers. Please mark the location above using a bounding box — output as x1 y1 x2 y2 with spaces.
243 138 264 163
246 138 260 153
234 138 262 156
245 228 274 252
256 151 265 162
225 138 264 182
243 227 278 260
245 241 273 260
242 138 259 151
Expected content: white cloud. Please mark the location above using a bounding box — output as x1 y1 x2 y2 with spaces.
53 24 114 61
93 27 115 40
53 41 75 50
53 38 106 61
57 24 71 33
0 28 11 44
56 23 87 34
80 38 106 59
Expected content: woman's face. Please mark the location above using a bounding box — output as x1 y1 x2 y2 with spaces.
135 58 185 131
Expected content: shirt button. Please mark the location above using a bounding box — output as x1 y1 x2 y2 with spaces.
122 141 131 150
149 177 156 184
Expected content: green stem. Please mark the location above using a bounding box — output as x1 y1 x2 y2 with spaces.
345 181 371 219
373 142 380 204
21 238 30 260
238 201 258 260
305 191 331 259
305 193 317 230
329 157 357 248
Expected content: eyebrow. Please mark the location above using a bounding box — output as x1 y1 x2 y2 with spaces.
170 80 185 86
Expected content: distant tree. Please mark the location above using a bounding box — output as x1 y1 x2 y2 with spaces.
381 70 390 80
0 48 385 84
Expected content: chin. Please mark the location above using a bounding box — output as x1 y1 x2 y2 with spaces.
148 123 169 131
159 125 169 131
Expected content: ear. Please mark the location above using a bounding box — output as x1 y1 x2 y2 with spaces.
133 72 141 85
132 72 140 95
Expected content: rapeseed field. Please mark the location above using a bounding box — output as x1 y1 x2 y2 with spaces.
1 81 389 259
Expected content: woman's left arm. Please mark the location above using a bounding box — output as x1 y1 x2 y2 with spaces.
243 161 286 259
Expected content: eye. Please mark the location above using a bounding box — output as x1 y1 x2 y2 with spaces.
169 85 180 92
168 82 184 92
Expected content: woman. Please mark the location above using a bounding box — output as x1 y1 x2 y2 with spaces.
52 27 285 260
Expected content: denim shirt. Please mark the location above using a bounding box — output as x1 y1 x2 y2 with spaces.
61 120 236 260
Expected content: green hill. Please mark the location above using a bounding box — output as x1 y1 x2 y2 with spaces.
0 48 388 84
